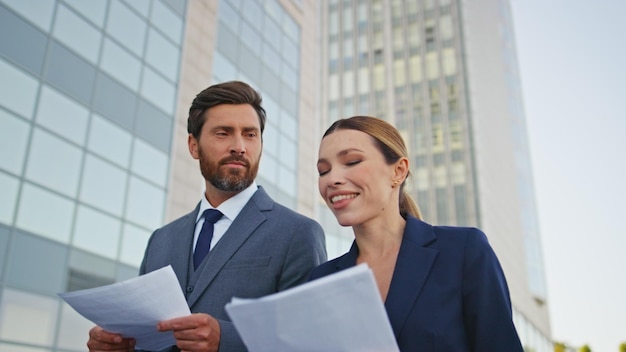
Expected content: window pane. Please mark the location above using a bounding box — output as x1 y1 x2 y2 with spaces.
258 154 277 183
131 138 168 187
80 154 127 216
101 38 142 90
0 110 30 174
122 0 150 17
0 172 19 225
87 114 132 167
150 0 183 44
57 302 93 351
0 0 55 32
0 59 38 119
5 230 67 294
63 0 107 27
119 223 151 267
277 165 295 195
106 0 147 57
36 85 89 143
25 128 82 197
0 288 58 345
73 205 121 259
52 4 102 64
126 176 164 229
145 28 180 82
16 183 75 243
140 67 175 114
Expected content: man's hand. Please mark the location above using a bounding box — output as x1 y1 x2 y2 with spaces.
87 326 135 352
157 313 221 352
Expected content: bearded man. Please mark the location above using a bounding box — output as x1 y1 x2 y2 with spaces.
87 81 327 352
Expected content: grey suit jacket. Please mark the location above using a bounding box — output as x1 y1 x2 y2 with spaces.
139 186 327 351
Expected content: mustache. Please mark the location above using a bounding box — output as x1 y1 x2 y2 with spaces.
220 156 250 167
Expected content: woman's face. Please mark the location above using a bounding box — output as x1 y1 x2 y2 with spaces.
317 129 399 227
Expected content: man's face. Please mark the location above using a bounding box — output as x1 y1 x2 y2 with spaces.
189 104 262 193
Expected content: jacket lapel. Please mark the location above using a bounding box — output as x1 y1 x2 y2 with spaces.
384 218 438 338
186 188 272 308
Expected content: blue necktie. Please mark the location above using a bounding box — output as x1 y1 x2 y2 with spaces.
193 209 223 270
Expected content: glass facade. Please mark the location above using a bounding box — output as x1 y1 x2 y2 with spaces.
213 0 302 209
0 0 186 350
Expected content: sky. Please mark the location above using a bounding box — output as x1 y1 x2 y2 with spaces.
510 1 626 351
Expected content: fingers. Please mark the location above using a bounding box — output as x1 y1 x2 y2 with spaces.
87 325 135 352
157 313 212 331
158 314 221 352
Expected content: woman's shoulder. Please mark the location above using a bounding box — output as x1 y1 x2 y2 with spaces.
308 253 352 281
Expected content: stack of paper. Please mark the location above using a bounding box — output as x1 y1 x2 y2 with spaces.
59 265 190 351
225 263 399 352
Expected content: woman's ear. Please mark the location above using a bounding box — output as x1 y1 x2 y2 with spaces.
393 157 410 184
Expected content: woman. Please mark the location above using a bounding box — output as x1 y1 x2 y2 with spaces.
311 116 523 351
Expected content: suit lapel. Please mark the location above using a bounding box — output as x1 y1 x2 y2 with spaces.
384 218 438 338
186 188 272 308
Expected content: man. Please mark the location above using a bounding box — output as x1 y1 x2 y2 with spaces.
87 81 327 352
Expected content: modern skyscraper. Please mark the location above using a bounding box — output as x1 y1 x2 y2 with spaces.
319 0 551 350
0 0 551 351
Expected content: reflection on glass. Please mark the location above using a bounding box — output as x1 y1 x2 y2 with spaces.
0 288 58 345
0 110 30 174
87 114 132 168
25 128 82 197
106 0 147 57
0 172 19 225
119 223 151 267
80 154 127 216
56 303 93 351
62 0 107 27
1 0 55 32
145 28 180 82
73 205 121 259
36 85 89 143
150 0 183 44
101 38 142 90
0 59 39 119
140 67 175 114
16 183 74 244
53 5 102 64
125 176 164 229
131 138 168 187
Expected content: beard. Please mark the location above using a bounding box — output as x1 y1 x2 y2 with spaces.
198 148 259 192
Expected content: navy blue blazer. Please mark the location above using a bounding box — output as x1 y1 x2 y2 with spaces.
309 216 523 352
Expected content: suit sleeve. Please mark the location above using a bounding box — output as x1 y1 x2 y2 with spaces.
461 229 524 352
278 218 327 291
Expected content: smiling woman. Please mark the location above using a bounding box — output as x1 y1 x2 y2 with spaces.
311 115 524 352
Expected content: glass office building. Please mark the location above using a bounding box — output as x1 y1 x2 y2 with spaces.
319 0 552 350
0 0 320 350
0 0 552 350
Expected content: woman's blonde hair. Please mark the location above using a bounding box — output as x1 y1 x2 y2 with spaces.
322 116 422 219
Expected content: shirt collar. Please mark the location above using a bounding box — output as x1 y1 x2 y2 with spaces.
197 181 258 223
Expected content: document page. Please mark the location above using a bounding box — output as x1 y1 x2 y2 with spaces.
59 265 190 351
225 263 399 352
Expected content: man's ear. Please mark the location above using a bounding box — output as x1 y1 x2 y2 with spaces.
188 134 200 160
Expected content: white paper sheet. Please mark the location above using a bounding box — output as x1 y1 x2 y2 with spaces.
225 263 399 352
58 265 190 351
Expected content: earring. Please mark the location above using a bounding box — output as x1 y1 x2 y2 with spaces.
392 180 400 187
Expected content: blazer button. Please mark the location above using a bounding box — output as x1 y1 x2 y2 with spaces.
187 286 194 293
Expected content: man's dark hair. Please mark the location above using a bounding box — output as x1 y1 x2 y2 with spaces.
187 81 266 139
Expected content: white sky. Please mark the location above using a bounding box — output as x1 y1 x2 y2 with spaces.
511 1 626 350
